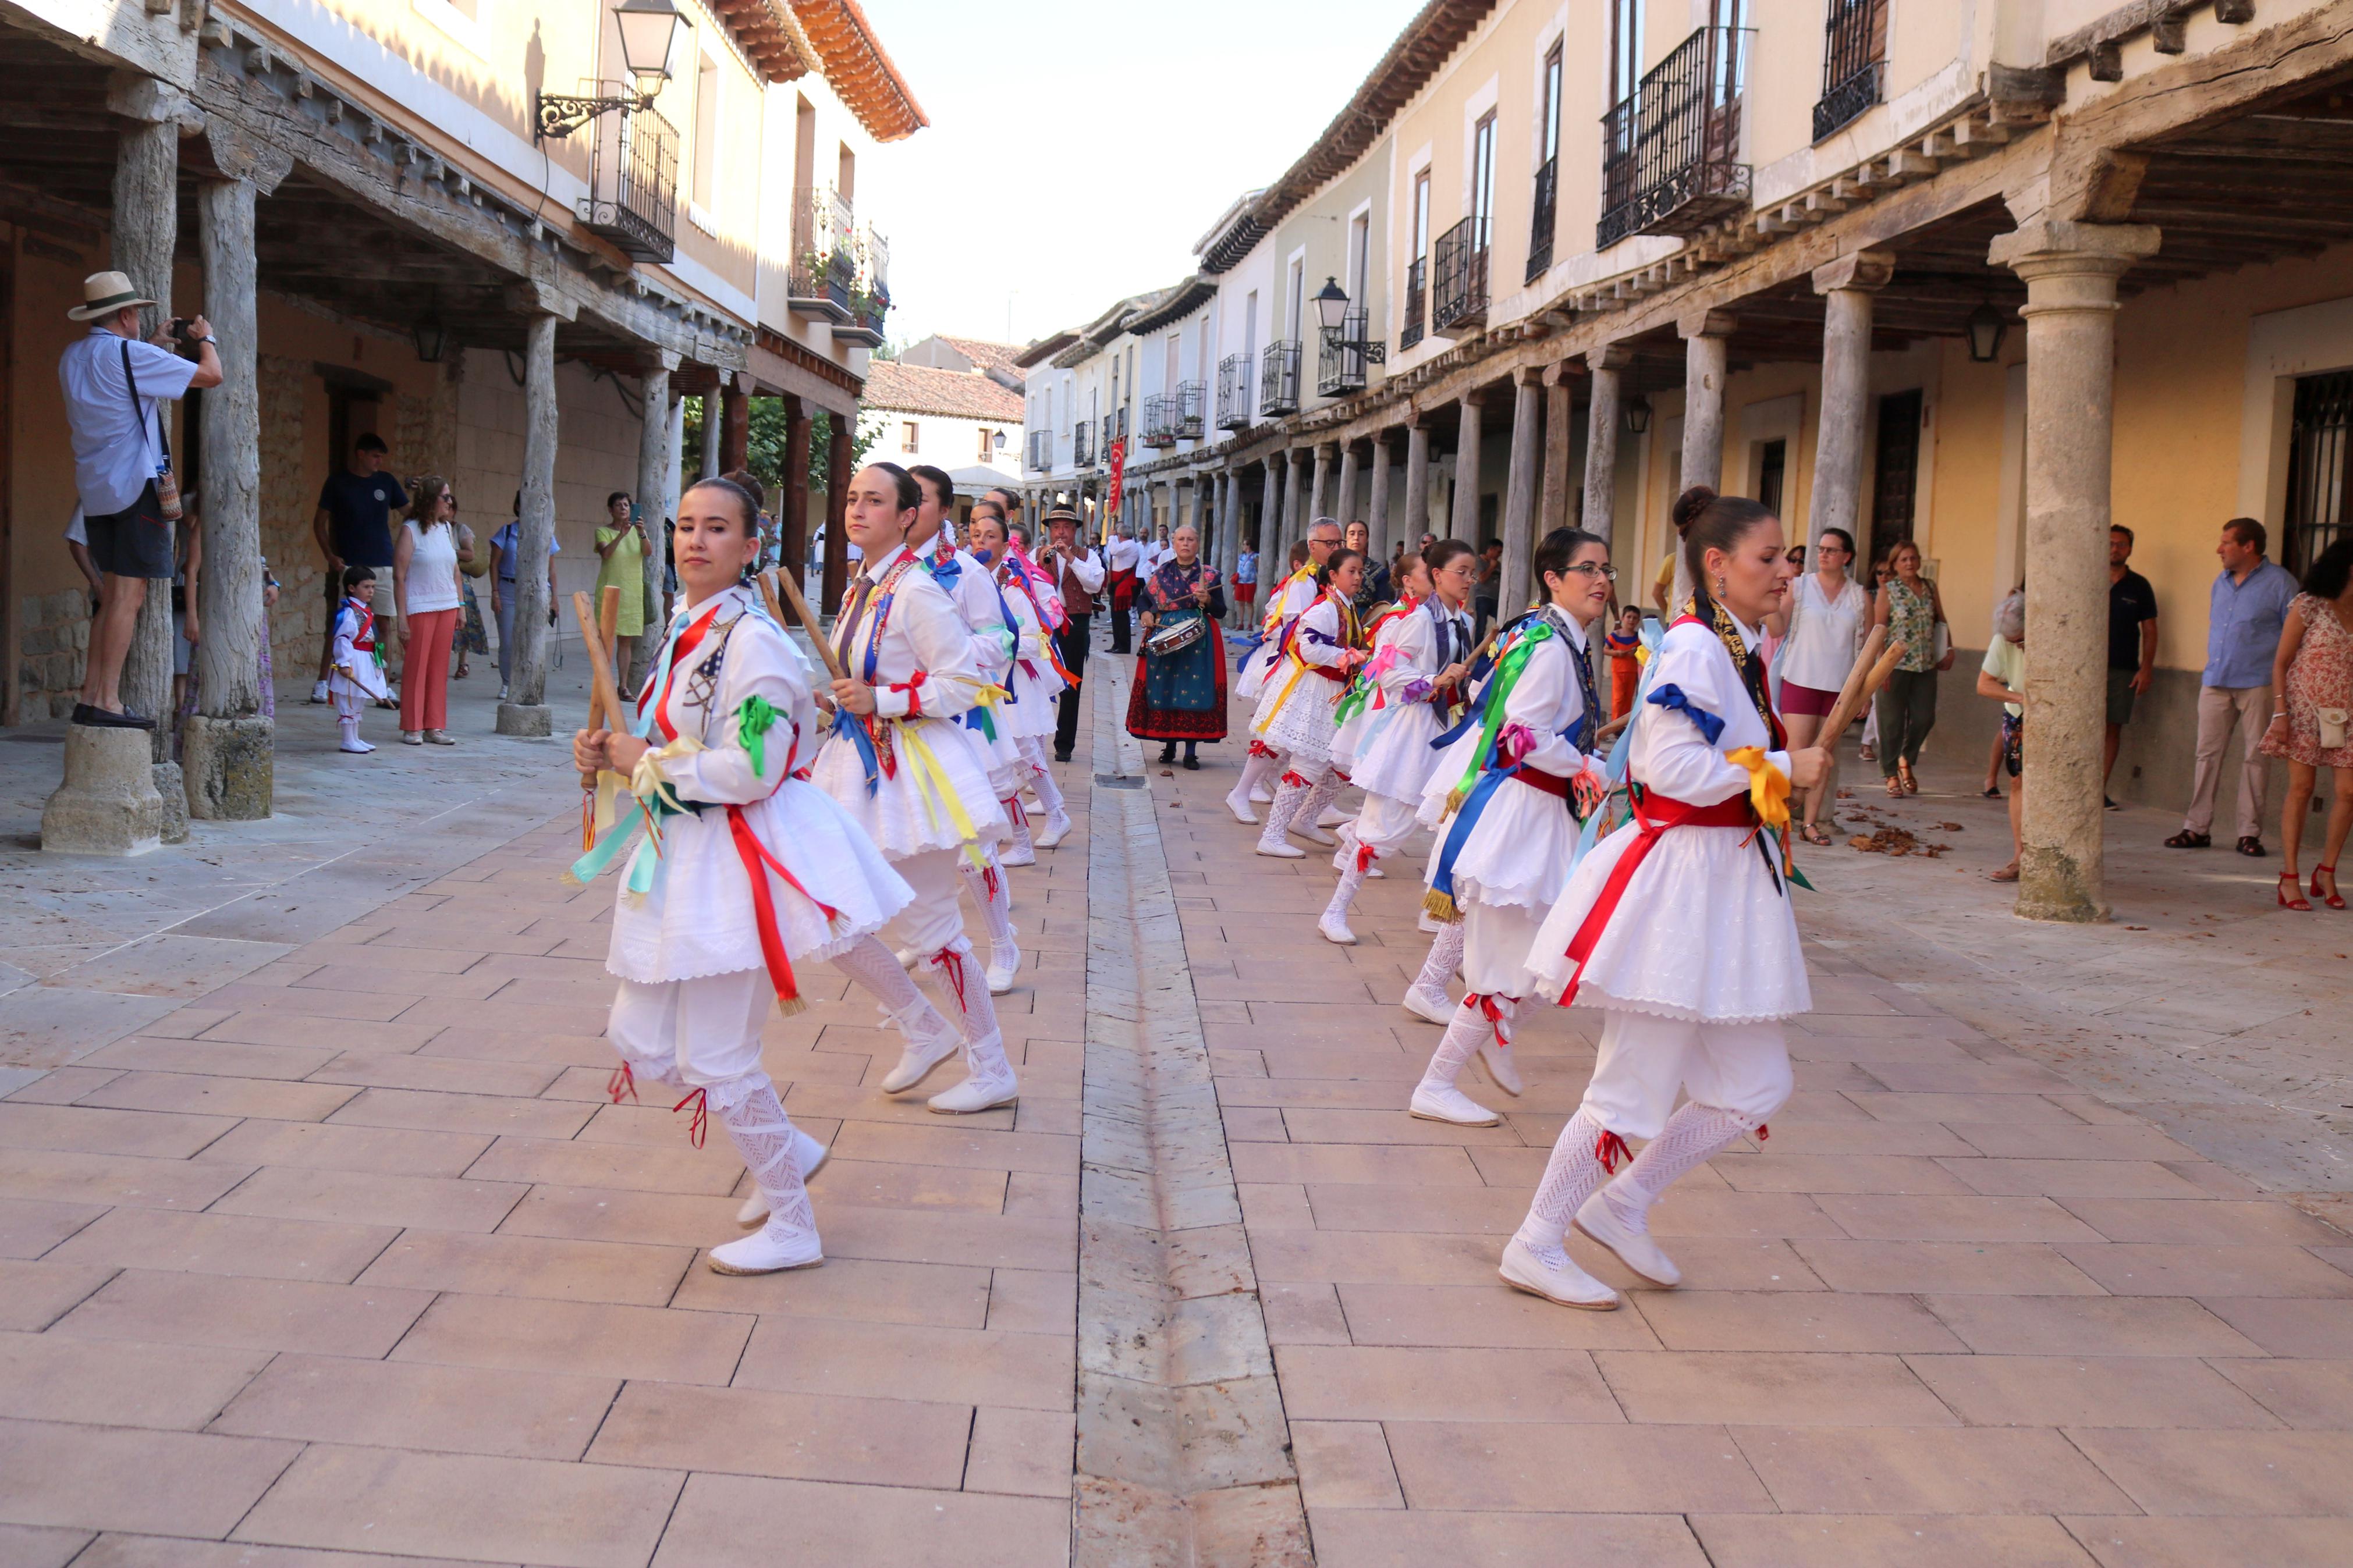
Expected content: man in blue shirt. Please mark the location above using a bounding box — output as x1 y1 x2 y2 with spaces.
308 434 407 703
2169 517 2299 855
489 493 561 702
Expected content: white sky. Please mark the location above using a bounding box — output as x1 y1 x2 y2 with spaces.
861 0 1434 351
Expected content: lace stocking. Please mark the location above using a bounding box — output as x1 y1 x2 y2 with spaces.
1323 859 1367 923
706 1071 817 1239
1230 746 1282 804
1300 770 1344 827
1413 922 1465 995
927 939 1013 1082
832 934 934 1022
1028 759 1066 817
1257 780 1311 849
1605 1102 1751 1231
1516 1110 1617 1262
1417 997 1503 1094
960 854 1018 947
1004 799 1035 860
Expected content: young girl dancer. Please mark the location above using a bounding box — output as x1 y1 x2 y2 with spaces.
1407 528 1614 1129
1318 542 1475 945
1226 529 1330 824
569 478 917 1275
1250 547 1369 857
1507 487 1828 1310
327 565 389 754
809 463 1020 1113
986 513 1076 850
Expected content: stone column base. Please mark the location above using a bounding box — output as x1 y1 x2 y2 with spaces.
43 726 165 856
153 761 188 844
495 702 553 737
183 715 275 820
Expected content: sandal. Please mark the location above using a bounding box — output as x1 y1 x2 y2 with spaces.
2279 870 2312 912
1898 760 1918 795
1981 784 2003 799
1990 861 2020 883
1884 776 1904 798
1800 822 1832 848
2164 830 2211 849
2315 865 2345 911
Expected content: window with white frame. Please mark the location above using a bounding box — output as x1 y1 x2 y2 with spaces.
901 421 919 454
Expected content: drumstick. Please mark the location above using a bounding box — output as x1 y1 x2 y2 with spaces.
761 567 848 684
571 591 626 790
1816 638 1908 753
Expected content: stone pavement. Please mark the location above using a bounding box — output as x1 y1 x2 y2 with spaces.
4 625 2353 1566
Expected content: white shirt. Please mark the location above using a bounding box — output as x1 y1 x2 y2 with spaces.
1107 536 1142 572
61 327 197 515
1779 571 1869 692
401 521 463 615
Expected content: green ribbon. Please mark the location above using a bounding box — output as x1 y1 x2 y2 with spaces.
736 694 781 778
1445 618 1556 808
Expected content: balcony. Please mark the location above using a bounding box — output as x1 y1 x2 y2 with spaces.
787 186 857 323
1176 380 1206 440
1109 406 1128 445
1431 216 1489 336
574 102 677 263
1259 341 1302 418
1073 419 1094 468
1598 25 1751 251
836 222 890 347
1525 156 1558 283
1400 257 1426 351
1318 308 1375 397
1813 0 1886 142
1027 429 1053 473
1142 393 1178 448
1217 354 1252 429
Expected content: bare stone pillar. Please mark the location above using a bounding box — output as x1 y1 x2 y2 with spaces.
1284 447 1309 555
1582 347 1632 569
1368 433 1394 560
1989 218 2160 923
1450 393 1484 542
1404 422 1432 543
186 173 276 820
1500 369 1543 621
635 353 679 685
1259 461 1284 580
698 389 721 481
1220 470 1244 623
1808 252 1894 553
1335 442 1359 531
497 294 571 737
1678 310 1736 496
1541 367 1574 534
1307 442 1332 526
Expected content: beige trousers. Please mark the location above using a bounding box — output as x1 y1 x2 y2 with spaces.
2182 684 2273 841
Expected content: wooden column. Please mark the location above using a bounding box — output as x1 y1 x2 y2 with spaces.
1404 422 1431 545
497 293 570 736
1541 365 1574 534
1500 369 1543 622
634 353 678 685
720 379 750 475
822 407 854 613
1450 392 1484 542
1368 433 1394 560
109 98 179 788
782 394 812 587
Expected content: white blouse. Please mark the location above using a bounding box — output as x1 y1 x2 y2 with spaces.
1779 571 1868 692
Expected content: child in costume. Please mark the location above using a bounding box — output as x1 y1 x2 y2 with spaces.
1251 549 1371 858
979 506 1076 849
570 478 919 1276
328 565 389 754
1605 605 1644 721
1508 487 1829 1311
1226 532 1325 824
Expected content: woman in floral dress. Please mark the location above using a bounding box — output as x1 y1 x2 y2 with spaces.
2260 538 2353 910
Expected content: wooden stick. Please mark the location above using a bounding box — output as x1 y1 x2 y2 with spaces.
571 591 627 789
762 567 848 684
591 584 622 732
1817 637 1908 753
1820 626 1885 744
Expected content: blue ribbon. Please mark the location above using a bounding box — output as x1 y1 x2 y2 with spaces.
1646 682 1725 746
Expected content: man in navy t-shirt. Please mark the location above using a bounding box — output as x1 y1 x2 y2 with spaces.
310 434 407 702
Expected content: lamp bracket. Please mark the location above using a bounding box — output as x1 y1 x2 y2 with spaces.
534 91 652 143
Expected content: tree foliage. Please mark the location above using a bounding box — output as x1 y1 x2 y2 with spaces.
680 396 881 502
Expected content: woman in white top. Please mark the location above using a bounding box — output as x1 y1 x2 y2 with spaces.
1767 525 1867 844
394 477 464 746
1504 487 1830 1311
1407 528 1613 1130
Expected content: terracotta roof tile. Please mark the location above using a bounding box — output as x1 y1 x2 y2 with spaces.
863 361 1024 421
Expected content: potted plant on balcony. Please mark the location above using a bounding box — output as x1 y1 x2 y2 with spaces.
849 281 889 334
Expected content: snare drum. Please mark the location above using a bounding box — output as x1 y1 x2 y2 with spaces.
1144 617 1206 657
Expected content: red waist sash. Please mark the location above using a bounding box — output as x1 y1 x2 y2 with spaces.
1507 766 1570 800
1557 788 1758 1007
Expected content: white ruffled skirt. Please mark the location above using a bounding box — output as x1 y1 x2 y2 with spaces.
810 714 1012 860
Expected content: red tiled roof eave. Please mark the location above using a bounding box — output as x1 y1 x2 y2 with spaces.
862 360 1024 421
787 0 929 143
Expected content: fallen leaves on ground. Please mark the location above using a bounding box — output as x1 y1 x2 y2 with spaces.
1845 824 1954 858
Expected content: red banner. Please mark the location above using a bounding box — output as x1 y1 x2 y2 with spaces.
1102 437 1126 544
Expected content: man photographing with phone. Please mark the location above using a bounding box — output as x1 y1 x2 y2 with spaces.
59 271 221 729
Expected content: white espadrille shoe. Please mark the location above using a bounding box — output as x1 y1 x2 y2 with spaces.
1408 1082 1501 1127
735 1128 831 1226
1499 1235 1619 1310
1574 1189 1681 1287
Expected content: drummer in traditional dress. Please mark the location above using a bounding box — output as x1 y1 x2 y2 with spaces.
1504 487 1827 1310
973 502 1076 849
808 463 1021 1114
1250 547 1370 856
1226 519 1343 824
1128 524 1229 769
1407 528 1614 1131
1319 540 1477 945
568 477 918 1274
906 465 1026 994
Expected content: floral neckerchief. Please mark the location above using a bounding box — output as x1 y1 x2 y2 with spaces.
1676 595 1786 749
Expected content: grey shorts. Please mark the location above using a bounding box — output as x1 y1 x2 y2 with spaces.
84 481 173 580
2106 667 2138 727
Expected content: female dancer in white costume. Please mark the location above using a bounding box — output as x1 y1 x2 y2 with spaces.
1406 528 1614 1129
1226 520 1343 825
1316 542 1477 945
571 477 916 1274
1250 549 1371 857
1503 487 1828 1310
971 503 1074 849
808 463 1020 1114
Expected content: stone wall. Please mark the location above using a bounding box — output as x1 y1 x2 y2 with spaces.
14 588 93 719
255 352 318 677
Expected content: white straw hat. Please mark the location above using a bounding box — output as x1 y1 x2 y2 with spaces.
68 271 157 322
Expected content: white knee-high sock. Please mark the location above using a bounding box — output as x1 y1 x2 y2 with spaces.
1417 996 1506 1094
961 854 1017 947
1257 779 1312 849
1230 745 1281 805
1413 922 1466 995
1300 770 1344 825
1603 1103 1752 1231
706 1071 817 1241
1029 759 1066 817
1003 797 1035 859
926 939 1014 1084
1517 1109 1623 1258
833 934 949 1030
1323 857 1368 923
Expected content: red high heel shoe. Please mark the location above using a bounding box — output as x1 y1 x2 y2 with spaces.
2314 864 2345 911
2279 871 2313 911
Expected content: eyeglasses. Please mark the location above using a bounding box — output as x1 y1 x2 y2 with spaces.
1562 562 1617 582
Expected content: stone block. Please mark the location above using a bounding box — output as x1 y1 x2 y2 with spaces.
41 726 164 856
182 715 274 820
152 762 188 844
495 702 552 737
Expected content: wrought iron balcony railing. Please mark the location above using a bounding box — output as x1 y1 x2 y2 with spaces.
1525 156 1558 283
1400 257 1426 351
1431 216 1490 335
1259 341 1302 418
786 185 857 322
1217 354 1253 429
1109 406 1128 443
1598 25 1751 251
1318 308 1376 397
1073 420 1094 468
1176 380 1206 440
1142 393 1178 448
574 101 677 263
1813 0 1886 141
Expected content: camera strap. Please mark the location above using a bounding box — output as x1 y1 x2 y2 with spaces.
119 338 170 476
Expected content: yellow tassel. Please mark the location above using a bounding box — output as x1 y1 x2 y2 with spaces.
1421 888 1459 922
774 994 809 1018
1442 786 1469 820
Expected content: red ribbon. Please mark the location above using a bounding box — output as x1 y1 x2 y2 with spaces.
1462 992 1515 1049
1557 790 1758 1007
1248 739 1277 759
1596 1129 1631 1172
982 863 1000 904
726 804 842 1012
608 1062 637 1104
1355 840 1378 874
1279 770 1314 790
673 1086 708 1149
932 946 970 1015
640 602 723 741
886 670 927 718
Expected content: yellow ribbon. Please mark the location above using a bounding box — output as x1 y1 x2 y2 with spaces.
1726 746 1791 833
1251 650 1318 738
896 720 990 870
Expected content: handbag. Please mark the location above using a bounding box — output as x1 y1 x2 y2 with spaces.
457 522 491 578
120 339 182 524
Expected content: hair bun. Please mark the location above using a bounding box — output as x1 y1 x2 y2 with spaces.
1671 485 1719 531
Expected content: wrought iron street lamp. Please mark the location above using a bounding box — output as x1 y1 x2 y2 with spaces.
1624 396 1652 435
535 0 687 141
411 319 447 364
1966 300 2008 364
1313 276 1387 364
1314 276 1350 332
